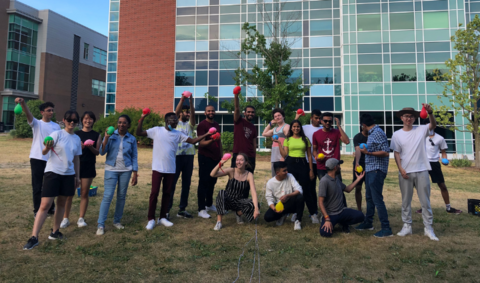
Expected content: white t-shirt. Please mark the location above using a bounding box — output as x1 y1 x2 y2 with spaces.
426 134 448 162
28 118 61 161
265 173 303 206
104 135 132 172
390 125 434 173
44 129 82 175
147 127 189 173
303 124 323 164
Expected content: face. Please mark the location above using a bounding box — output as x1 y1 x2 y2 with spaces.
291 122 301 135
64 114 78 130
117 117 130 132
244 107 255 121
311 114 321 127
180 109 190 122
166 114 179 129
41 107 54 120
401 114 416 126
82 114 95 128
361 125 369 135
273 112 284 123
276 167 288 179
236 155 246 169
322 116 333 129
205 106 215 120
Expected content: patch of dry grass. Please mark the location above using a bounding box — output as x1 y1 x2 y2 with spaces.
0 135 479 282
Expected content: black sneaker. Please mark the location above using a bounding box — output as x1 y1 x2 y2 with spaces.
23 236 39 250
447 207 462 214
177 210 193 219
342 225 351 234
48 229 65 240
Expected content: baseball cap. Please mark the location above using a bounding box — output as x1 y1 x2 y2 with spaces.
325 158 344 170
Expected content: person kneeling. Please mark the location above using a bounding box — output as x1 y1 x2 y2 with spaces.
210 153 260 230
264 162 304 231
319 159 365 237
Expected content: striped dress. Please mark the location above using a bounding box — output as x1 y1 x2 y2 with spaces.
216 177 255 222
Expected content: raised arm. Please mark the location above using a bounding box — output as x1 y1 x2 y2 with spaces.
335 117 350 145
175 95 185 117
423 103 436 131
345 171 366 192
189 97 196 127
234 92 241 123
136 113 149 137
15 98 33 124
262 120 275 137
186 131 211 145
100 130 110 155
210 159 233 178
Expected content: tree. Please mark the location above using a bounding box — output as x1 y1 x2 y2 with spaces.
220 2 308 123
433 15 480 167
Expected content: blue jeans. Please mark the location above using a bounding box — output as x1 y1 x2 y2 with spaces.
97 170 132 228
364 170 391 230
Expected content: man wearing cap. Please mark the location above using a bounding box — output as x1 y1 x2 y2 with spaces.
390 104 439 241
355 114 393 238
318 159 365 237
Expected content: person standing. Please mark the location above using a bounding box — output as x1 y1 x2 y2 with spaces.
319 159 365 237
168 94 196 219
15 98 60 218
196 105 222 219
390 105 439 241
137 111 210 229
23 110 82 250
352 125 368 211
416 133 462 214
96 115 138 235
355 114 393 238
262 108 290 177
61 111 101 228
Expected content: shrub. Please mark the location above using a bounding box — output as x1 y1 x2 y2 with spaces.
450 158 472 168
93 107 164 145
13 100 57 138
221 131 234 153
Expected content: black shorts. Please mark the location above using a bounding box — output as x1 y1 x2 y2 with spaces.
42 172 76 197
352 163 365 186
428 162 445 184
231 153 256 174
80 161 96 179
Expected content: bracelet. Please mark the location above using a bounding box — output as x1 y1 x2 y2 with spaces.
269 122 272 127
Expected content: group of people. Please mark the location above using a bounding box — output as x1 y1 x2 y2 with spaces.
18 88 460 250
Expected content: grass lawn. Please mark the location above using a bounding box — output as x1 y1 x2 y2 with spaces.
0 135 479 282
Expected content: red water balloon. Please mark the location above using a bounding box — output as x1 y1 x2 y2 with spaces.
142 108 150 115
183 91 192 98
233 86 241 95
420 105 428 119
297 109 305 116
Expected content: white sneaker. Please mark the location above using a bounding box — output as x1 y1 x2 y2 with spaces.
60 218 70 229
206 205 217 213
294 220 302 230
214 221 222 231
236 215 244 224
276 215 287 226
424 227 439 241
113 223 124 230
96 227 104 235
397 223 413 236
77 218 87 227
291 213 297 222
158 218 174 227
311 214 320 224
145 219 156 230
198 210 211 219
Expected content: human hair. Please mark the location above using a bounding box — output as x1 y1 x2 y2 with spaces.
81 111 96 124
182 105 190 110
236 153 252 170
205 105 216 111
274 161 287 173
311 109 322 118
39 102 54 112
244 105 255 112
360 114 375 126
63 110 79 121
272 108 285 118
286 120 309 148
165 112 176 121
118 114 131 125
322 112 333 119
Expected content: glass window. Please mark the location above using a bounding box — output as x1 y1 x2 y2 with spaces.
425 64 448 81
176 26 195 40
107 63 116 72
390 13 414 30
358 65 383 82
176 71 194 86
425 52 450 63
83 43 89 60
357 4 381 14
310 48 333 57
110 2 119 11
310 20 332 36
424 12 449 29
108 43 117 52
176 41 195 52
219 70 236 85
357 14 381 31
358 54 382 64
220 24 240 39
177 16 195 25
310 10 332 19
220 5 240 14
391 43 415 53
93 47 107 65
177 7 195 15
281 21 302 37
424 42 450 52
311 68 334 84
196 25 208 40
196 71 208 85
391 53 416 63
392 64 417 81
109 22 119 32
358 44 382 53
423 1 448 11
389 2 413 12
110 12 119 21
310 36 333 48
310 1 332 9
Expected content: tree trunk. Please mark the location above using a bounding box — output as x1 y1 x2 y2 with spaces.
475 132 480 168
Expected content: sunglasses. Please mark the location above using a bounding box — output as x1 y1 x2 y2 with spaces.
429 138 435 146
66 118 78 123
323 120 332 124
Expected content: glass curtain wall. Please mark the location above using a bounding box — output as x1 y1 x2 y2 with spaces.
105 0 120 115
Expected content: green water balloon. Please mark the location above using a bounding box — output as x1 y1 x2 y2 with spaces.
14 104 22 114
107 126 115 135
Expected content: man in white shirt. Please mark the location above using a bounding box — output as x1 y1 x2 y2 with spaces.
137 111 211 229
416 133 461 214
15 98 61 218
264 162 304 230
390 105 439 241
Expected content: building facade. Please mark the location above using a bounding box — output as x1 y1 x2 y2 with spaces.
108 0 476 156
0 0 107 130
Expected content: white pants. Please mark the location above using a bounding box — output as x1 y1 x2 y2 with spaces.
398 171 433 228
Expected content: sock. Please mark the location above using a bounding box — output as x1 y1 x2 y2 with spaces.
446 204 451 210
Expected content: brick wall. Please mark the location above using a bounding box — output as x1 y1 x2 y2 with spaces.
0 0 11 116
116 0 175 115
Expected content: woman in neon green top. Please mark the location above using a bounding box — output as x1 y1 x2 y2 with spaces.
273 120 315 222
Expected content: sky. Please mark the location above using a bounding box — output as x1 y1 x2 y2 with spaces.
19 0 109 35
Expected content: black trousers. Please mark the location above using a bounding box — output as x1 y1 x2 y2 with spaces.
286 157 317 215
30 158 55 214
320 208 365 237
169 155 194 212
197 154 220 211
307 166 319 215
264 194 304 222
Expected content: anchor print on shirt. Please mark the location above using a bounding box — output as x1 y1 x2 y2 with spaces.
322 138 335 157
244 127 253 139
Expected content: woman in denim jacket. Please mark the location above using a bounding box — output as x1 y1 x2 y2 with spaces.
96 115 138 235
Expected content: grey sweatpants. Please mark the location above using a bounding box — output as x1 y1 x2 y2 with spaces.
398 171 433 228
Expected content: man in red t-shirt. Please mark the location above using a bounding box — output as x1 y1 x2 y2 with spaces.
313 112 350 181
231 89 257 175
